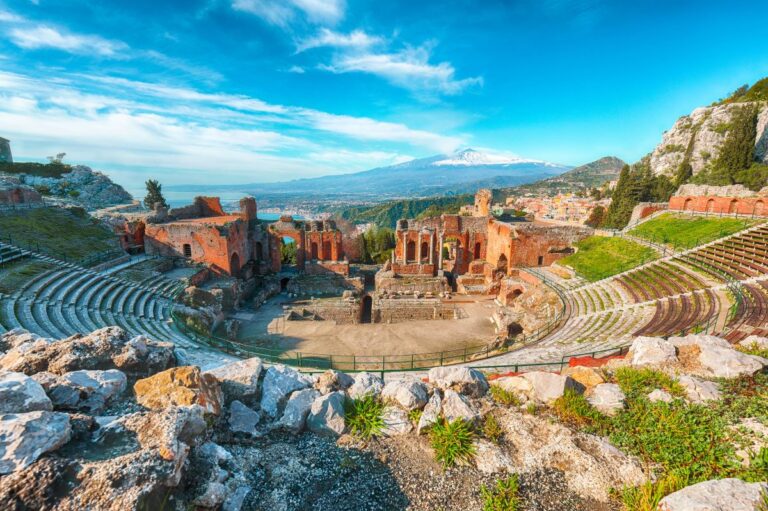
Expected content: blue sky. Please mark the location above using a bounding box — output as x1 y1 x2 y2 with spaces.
1 0 767 187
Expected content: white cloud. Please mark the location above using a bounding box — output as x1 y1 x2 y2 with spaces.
8 25 128 56
0 70 464 183
232 0 344 27
321 44 483 96
0 10 23 22
296 28 382 53
288 65 306 73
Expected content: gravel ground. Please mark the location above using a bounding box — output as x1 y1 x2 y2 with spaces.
197 429 618 511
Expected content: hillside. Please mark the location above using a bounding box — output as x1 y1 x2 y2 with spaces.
336 194 473 228
501 156 625 198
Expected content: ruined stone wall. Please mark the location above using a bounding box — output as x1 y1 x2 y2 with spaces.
0 184 42 205
286 298 361 324
144 219 250 276
168 197 227 220
474 189 492 217
629 202 668 224
669 195 768 216
372 297 455 323
375 272 449 295
306 260 350 277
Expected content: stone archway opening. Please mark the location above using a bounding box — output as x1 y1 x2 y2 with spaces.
706 198 716 213
420 241 429 261
230 252 241 277
361 295 373 323
280 277 290 292
756 201 765 216
474 242 481 259
406 240 416 261
497 253 508 274
684 198 693 211
729 199 738 214
311 241 319 260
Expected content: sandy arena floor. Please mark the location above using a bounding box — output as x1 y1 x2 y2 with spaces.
232 294 498 356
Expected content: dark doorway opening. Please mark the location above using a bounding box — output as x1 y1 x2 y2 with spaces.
183 243 192 258
280 277 290 292
537 255 544 266
361 295 373 323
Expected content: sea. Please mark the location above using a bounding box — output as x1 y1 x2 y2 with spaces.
125 188 302 221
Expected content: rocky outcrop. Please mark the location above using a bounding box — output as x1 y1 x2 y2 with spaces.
0 327 174 378
0 411 71 474
347 371 384 399
427 366 489 397
45 369 127 413
19 165 132 209
307 391 346 436
260 365 312 418
658 478 768 511
134 366 223 415
0 371 52 413
648 101 768 177
381 379 429 410
586 383 625 416
276 388 320 433
205 357 263 405
670 334 766 378
628 336 678 367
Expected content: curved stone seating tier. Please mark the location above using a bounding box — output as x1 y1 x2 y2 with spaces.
725 282 768 342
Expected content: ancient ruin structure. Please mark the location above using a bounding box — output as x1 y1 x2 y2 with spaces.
268 216 349 276
669 184 768 216
0 137 12 164
0 177 42 206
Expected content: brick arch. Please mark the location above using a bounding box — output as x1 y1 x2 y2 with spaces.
729 199 738 214
684 197 693 211
756 200 765 216
230 252 241 277
406 240 416 261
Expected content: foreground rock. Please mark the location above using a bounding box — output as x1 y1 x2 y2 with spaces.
0 411 71 474
347 371 384 399
381 379 429 410
277 388 320 433
134 366 223 415
427 366 489 397
671 334 766 378
46 369 127 413
0 406 207 509
204 357 263 405
658 478 768 511
307 391 346 436
628 336 678 367
586 383 625 416
519 371 584 404
497 408 646 502
260 365 312 418
0 327 174 377
0 371 52 413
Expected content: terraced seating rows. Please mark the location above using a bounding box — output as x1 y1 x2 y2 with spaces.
0 247 195 349
724 282 768 343
678 224 768 282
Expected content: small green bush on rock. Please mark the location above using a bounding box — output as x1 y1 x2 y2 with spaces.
481 475 521 511
344 394 385 439
429 418 476 468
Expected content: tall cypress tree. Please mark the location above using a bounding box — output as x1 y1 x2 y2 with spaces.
144 179 169 210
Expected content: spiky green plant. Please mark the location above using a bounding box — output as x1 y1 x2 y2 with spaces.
344 394 384 439
429 418 476 468
481 475 521 511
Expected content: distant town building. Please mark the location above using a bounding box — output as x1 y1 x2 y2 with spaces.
508 193 610 225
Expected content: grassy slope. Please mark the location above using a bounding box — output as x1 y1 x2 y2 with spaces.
630 213 759 250
0 208 119 260
558 236 658 281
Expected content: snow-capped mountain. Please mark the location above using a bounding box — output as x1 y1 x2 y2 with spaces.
170 148 571 200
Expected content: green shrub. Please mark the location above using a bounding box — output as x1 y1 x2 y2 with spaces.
620 470 689 511
429 418 476 468
737 342 768 359
344 394 385 439
552 389 609 434
614 367 685 400
482 413 503 444
490 385 521 406
408 408 423 424
481 475 521 511
525 403 537 415
716 372 768 423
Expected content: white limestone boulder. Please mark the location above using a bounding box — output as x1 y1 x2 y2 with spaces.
228 400 260 435
47 369 127 414
0 371 52 413
276 388 320 433
260 365 312 418
677 375 722 403
417 390 442 434
739 335 768 350
587 383 625 416
671 334 766 378
490 376 533 404
315 370 354 395
347 372 384 400
381 379 429 410
657 478 768 511
427 366 489 397
307 391 346 436
647 389 674 403
205 357 263 404
628 336 678 367
473 439 513 474
520 371 585 404
0 411 71 474
381 405 413 436
442 389 479 422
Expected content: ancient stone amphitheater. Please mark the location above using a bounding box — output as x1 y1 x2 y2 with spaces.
1 213 767 371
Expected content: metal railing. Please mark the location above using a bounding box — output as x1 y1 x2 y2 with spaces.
0 236 125 268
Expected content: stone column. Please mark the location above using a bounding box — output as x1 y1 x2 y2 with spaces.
437 233 444 269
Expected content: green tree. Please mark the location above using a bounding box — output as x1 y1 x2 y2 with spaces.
281 240 297 264
144 179 168 210
586 205 606 228
696 105 759 186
